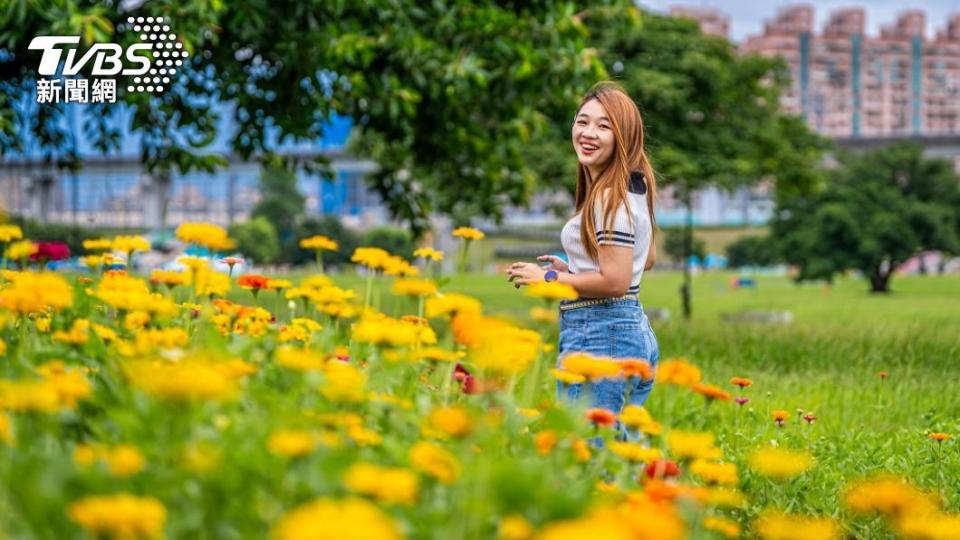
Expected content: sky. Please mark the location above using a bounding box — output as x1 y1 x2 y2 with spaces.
638 0 960 42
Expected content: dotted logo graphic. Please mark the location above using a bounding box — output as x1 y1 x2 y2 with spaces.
122 16 189 94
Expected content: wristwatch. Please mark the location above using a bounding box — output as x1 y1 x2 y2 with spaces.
544 270 558 283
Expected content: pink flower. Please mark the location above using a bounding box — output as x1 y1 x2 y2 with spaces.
31 241 70 262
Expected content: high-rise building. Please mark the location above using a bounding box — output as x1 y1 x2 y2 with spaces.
668 6 730 39
673 4 960 138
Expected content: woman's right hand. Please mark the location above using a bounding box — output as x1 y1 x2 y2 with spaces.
537 254 569 273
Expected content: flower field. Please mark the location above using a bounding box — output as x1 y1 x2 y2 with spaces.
1 223 958 539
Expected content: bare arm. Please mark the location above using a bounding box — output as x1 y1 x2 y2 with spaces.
644 240 656 271
507 245 633 298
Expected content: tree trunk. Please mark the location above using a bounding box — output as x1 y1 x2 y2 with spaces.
868 268 891 293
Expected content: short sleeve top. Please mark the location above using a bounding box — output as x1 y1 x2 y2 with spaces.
560 171 653 296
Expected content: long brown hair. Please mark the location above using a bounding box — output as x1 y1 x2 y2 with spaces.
574 81 657 262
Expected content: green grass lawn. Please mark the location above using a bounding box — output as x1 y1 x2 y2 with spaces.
318 269 960 529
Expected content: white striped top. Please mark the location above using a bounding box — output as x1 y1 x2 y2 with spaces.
560 172 653 297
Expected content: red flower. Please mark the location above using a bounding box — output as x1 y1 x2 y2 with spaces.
453 363 470 381
585 408 617 428
237 274 271 290
644 459 681 480
31 241 70 262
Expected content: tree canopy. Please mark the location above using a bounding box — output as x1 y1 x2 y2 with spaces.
772 144 960 292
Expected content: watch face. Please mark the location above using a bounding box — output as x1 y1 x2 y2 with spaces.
544 270 558 282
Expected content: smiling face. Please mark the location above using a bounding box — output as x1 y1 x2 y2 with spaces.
572 98 615 176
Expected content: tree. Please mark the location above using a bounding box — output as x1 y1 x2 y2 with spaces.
663 228 705 266
290 216 360 268
726 235 779 269
1 1 612 234
229 217 279 265
361 226 415 261
250 159 305 244
556 8 828 317
771 144 960 293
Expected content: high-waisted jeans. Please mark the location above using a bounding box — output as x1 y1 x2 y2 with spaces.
556 298 660 415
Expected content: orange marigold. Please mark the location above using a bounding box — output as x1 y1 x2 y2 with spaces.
621 359 653 380
237 274 271 291
928 432 951 443
729 376 752 388
585 408 617 428
692 383 732 402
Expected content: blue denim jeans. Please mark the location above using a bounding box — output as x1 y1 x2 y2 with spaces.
556 299 660 414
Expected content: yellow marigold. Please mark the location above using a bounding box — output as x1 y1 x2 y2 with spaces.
275 346 327 372
467 318 542 375
425 292 482 318
655 358 702 386
82 237 112 251
193 268 231 297
771 410 790 426
94 273 176 316
690 460 738 485
268 429 317 458
754 511 840 540
499 515 534 540
92 323 118 342
271 497 402 540
351 246 391 269
352 313 437 347
560 352 621 381
149 269 188 287
132 327 189 352
571 438 592 463
0 413 13 445
529 306 558 323
608 442 662 463
68 494 166 539
105 444 146 477
551 369 586 385
391 278 438 297
525 281 578 301
347 424 383 447
124 358 250 402
176 222 234 250
897 512 960 540
409 441 461 484
749 447 813 480
705 488 748 509
112 235 150 254
382 255 418 277
5 240 37 260
320 362 366 403
844 476 937 518
413 247 444 261
0 271 73 314
0 224 24 243
53 319 91 345
268 279 293 290
703 517 740 539
343 462 419 505
619 405 653 429
452 226 485 240
425 406 472 439
124 311 150 331
300 235 339 251
407 346 464 363
667 431 722 461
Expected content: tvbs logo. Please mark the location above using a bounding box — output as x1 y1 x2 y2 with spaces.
29 16 188 104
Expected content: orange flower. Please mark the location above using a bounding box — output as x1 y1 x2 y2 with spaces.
237 274 271 291
585 408 617 428
729 377 752 389
692 383 732 402
878 371 889 380
772 410 789 426
928 432 950 443
535 431 558 455
621 359 653 380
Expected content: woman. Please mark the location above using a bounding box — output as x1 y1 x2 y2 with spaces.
507 81 659 420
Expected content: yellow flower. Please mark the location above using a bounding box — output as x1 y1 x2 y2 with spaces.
413 247 444 261
409 441 461 484
754 511 840 540
343 462 419 505
271 497 402 540
529 306 558 323
124 357 252 402
175 222 235 250
391 278 438 297
0 271 73 314
320 362 366 403
82 237 112 251
690 460 738 485
425 293 482 317
551 369 586 385
351 247 391 269
193 268 231 297
149 269 188 287
382 255 418 277
347 424 383 447
5 240 37 260
525 282 578 301
608 442 662 463
94 273 176 316
268 279 293 290
268 429 317 458
53 319 91 345
559 352 621 381
352 314 436 347
748 448 813 480
300 235 339 251
844 476 937 518
179 442 221 475
112 235 151 254
619 405 661 434
452 226 485 240
106 444 146 477
928 432 951 442
499 515 534 540
425 406 473 439
0 224 23 243
703 517 740 539
571 438 592 463
67 494 166 539
535 431 558 455
667 431 722 461
655 358 702 386
275 346 327 372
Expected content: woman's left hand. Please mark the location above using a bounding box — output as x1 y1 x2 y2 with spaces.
506 262 546 288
